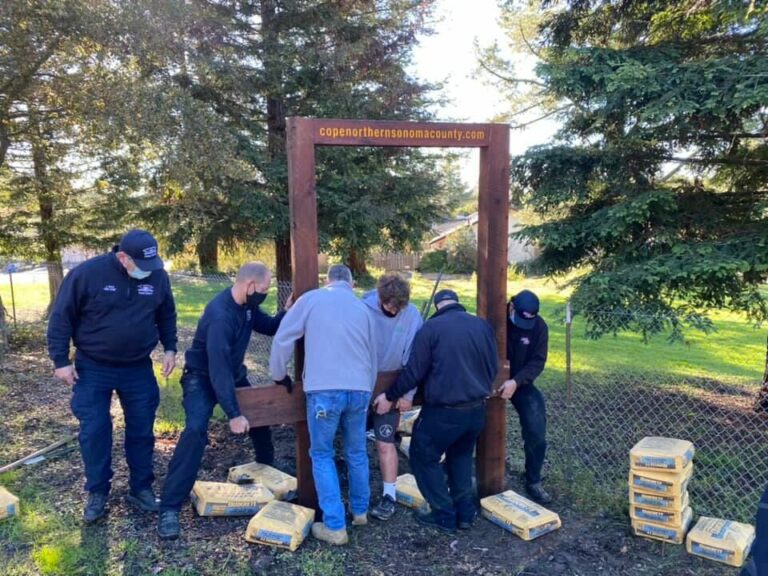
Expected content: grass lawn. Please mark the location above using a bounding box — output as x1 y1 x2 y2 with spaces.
3 270 763 385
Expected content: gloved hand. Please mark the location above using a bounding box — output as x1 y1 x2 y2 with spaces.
274 375 293 394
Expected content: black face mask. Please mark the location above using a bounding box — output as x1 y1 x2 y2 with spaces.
380 304 398 318
246 290 267 308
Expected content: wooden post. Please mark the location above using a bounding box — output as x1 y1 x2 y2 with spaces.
286 117 318 511
475 124 510 498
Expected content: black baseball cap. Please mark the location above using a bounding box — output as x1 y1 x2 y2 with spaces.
511 290 539 330
118 229 164 271
434 289 459 307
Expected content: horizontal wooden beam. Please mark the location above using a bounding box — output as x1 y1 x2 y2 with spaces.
236 383 306 427
310 118 494 148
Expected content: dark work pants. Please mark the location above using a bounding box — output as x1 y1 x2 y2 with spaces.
409 404 486 528
742 483 768 576
510 384 547 486
159 372 273 511
71 357 159 495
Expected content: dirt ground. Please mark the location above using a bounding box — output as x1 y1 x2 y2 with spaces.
0 328 738 576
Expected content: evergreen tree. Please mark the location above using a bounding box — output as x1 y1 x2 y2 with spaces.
498 1 768 339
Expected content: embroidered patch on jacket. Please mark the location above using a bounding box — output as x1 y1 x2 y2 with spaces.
520 337 530 345
137 284 154 296
103 285 117 292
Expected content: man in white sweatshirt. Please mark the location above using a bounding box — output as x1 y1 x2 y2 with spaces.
362 274 422 521
269 264 377 545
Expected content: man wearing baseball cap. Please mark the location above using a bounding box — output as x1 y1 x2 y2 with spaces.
47 229 178 523
374 289 498 533
497 289 551 504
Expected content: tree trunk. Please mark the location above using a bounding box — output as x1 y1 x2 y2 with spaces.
262 0 292 305
32 136 64 316
196 231 219 274
346 247 368 278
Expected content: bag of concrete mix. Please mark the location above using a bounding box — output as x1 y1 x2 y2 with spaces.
397 408 420 435
630 488 689 512
630 504 691 528
630 437 695 473
398 436 411 458
632 506 693 544
227 462 297 500
191 481 274 517
244 500 315 551
628 462 693 496
480 490 561 541
686 517 755 568
0 486 19 520
396 473 429 512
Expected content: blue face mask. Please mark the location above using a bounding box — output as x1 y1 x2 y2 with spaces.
129 267 151 280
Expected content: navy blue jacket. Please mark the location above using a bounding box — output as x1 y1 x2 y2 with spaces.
386 303 498 406
507 315 548 387
47 250 177 368
184 288 285 419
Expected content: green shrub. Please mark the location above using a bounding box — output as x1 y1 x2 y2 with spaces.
418 249 449 273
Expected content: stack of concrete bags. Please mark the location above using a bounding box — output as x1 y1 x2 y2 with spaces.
629 437 694 544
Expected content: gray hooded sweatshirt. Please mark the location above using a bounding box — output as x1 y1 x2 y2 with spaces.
270 281 377 393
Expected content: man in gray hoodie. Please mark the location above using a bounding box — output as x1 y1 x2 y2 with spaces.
362 273 422 521
269 264 377 545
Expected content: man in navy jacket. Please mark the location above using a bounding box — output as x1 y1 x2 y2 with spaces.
157 262 290 540
497 289 551 504
374 289 498 533
47 230 178 523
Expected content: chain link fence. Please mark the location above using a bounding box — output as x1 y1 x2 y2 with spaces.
5 261 767 523
524 303 768 524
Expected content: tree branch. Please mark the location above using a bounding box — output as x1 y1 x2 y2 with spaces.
476 57 548 88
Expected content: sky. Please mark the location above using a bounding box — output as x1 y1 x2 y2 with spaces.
411 0 559 188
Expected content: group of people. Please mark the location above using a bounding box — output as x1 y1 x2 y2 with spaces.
47 229 553 545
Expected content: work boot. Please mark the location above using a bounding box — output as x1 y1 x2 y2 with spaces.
370 494 396 521
350 511 368 526
157 510 180 541
311 522 349 545
127 489 160 512
414 510 457 534
83 492 108 524
525 483 552 505
457 510 477 530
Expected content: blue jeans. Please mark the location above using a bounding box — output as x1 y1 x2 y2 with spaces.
306 390 371 531
71 357 159 495
160 371 274 511
510 384 547 485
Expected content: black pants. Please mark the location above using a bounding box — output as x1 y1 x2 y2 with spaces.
409 403 486 529
160 372 273 511
742 483 768 576
510 384 547 485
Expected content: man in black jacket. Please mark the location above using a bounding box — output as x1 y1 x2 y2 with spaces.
157 262 291 540
47 230 178 523
374 289 498 533
497 289 551 504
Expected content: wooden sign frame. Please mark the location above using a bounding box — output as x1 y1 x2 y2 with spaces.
236 118 510 512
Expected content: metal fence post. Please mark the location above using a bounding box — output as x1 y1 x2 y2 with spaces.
564 300 574 493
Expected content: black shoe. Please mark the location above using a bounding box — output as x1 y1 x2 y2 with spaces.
157 510 180 540
127 489 161 512
370 494 396 521
414 510 456 534
525 483 552 505
457 511 477 530
83 492 108 524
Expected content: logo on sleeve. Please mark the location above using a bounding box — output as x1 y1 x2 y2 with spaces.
137 284 154 296
142 246 158 258
246 310 252 322
520 336 530 346
103 285 117 292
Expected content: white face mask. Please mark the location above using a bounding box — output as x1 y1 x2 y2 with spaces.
128 267 151 280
